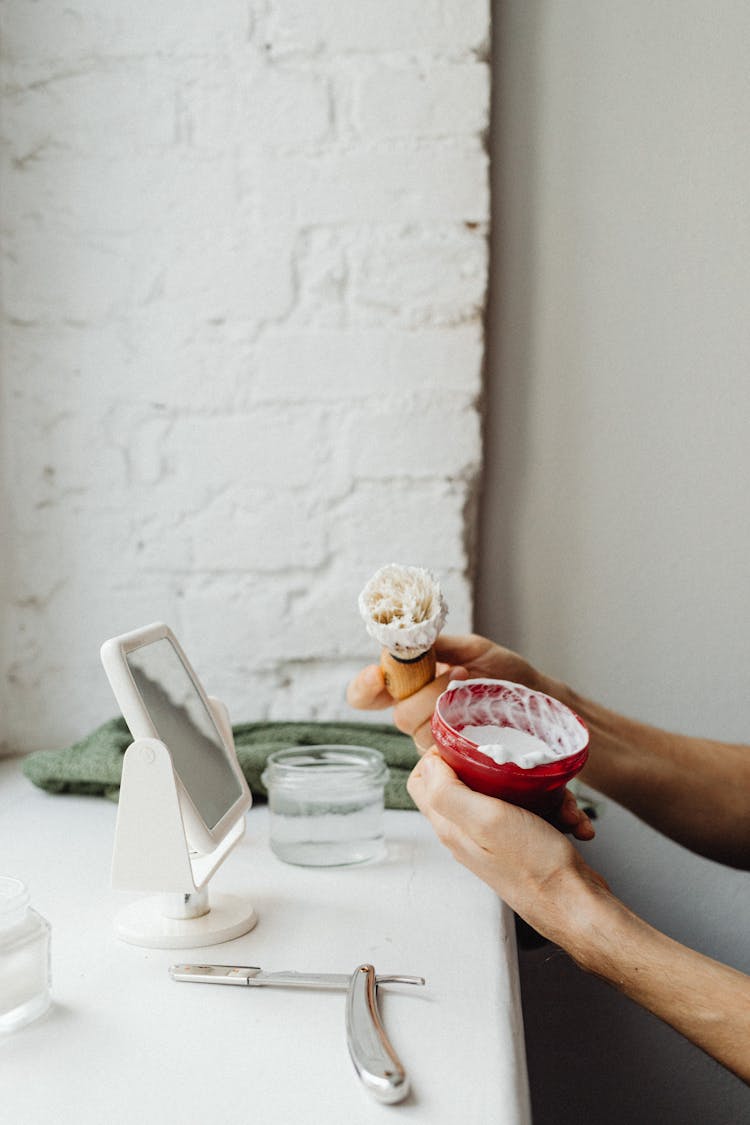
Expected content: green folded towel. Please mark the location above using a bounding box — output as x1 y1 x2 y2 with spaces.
22 717 420 810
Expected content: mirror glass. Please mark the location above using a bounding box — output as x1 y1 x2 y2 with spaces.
126 638 243 830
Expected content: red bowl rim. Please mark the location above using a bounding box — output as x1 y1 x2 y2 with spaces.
431 678 589 779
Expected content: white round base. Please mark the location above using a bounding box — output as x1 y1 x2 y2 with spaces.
115 893 257 949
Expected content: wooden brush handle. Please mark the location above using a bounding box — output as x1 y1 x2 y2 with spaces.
380 647 436 701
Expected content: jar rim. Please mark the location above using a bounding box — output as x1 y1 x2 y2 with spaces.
262 745 388 789
0 876 30 916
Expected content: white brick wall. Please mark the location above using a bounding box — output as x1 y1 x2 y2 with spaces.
0 1 490 751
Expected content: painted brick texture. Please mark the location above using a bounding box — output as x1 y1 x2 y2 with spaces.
0 1 490 749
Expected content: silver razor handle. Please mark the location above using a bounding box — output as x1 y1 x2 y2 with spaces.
345 964 414 1104
169 962 424 1104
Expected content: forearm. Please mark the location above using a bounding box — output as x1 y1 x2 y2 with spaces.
544 675 750 868
406 744 750 1082
558 879 750 1084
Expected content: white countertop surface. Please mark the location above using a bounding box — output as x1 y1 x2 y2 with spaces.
1 757 530 1124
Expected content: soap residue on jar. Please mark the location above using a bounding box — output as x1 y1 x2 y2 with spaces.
460 725 562 769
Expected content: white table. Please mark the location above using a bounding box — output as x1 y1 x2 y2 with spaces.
1 757 531 1124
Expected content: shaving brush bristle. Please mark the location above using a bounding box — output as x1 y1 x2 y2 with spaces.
358 563 448 700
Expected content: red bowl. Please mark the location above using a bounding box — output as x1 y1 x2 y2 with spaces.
431 679 589 814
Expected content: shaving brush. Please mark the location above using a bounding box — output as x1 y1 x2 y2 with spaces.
358 563 448 701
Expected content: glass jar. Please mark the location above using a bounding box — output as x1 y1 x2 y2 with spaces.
0 877 51 1032
261 746 389 867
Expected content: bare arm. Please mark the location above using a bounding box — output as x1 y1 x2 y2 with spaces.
569 888 750 1082
347 633 750 868
556 685 750 869
408 751 750 1084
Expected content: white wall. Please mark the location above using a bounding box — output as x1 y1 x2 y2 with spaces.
479 2 750 1119
0 1 490 752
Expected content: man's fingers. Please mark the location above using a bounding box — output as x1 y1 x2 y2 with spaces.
433 634 491 666
408 750 508 836
345 664 393 710
409 750 571 857
571 817 596 842
555 788 596 841
392 665 468 743
407 751 462 815
407 755 487 860
347 661 470 716
409 718 436 753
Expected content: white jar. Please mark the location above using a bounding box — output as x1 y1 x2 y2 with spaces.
0 877 51 1032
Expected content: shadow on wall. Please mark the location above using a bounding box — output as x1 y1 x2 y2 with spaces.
518 944 746 1125
481 1 750 1120
476 0 543 646
517 791 750 1123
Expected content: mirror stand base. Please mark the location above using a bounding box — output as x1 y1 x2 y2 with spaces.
114 892 257 950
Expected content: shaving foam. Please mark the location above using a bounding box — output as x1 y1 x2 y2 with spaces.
358 563 447 659
460 725 559 769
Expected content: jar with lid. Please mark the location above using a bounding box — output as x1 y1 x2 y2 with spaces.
0 877 51 1032
261 745 389 867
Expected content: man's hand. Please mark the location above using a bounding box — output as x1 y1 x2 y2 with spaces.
406 751 750 1082
406 750 605 942
348 631 594 839
346 633 557 751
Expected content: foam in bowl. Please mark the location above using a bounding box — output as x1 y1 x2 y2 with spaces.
431 678 589 811
438 678 587 767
